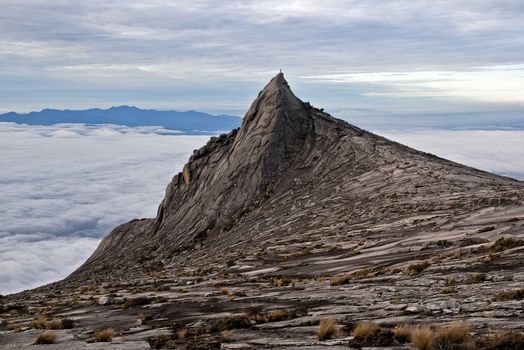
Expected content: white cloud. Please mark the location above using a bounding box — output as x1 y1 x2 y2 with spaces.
378 129 524 180
2 124 523 295
303 66 524 105
0 123 209 294
0 123 524 294
0 233 100 295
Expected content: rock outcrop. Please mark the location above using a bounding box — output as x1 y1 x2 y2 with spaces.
3 73 524 349
71 72 523 283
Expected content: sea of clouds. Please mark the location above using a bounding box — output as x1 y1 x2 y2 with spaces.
1 123 523 295
380 129 524 181
0 123 208 294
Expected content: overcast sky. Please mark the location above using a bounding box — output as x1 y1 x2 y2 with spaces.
1 1 524 127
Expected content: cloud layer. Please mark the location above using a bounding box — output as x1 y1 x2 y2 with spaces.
1 123 522 294
379 129 524 180
1 1 523 122
0 123 208 294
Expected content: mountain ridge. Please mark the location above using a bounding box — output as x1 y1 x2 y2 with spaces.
0 105 241 133
68 73 523 283
2 73 524 349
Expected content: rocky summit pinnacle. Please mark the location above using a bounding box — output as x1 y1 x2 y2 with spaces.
69 73 522 282
4 73 524 349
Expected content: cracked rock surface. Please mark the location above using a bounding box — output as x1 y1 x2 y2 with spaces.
1 73 523 349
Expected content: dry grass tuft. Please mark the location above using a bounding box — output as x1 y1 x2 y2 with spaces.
61 318 75 329
47 318 62 330
272 278 285 287
6 323 22 332
212 314 251 332
220 287 230 295
176 327 189 340
411 325 434 350
330 274 351 286
352 322 379 338
212 280 228 287
393 324 412 343
220 330 234 342
30 315 48 329
484 330 524 350
444 277 457 286
493 288 524 301
266 310 290 322
405 261 430 275
435 321 474 349
316 317 339 340
122 296 152 309
464 273 486 284
94 328 114 342
489 237 524 252
35 331 57 345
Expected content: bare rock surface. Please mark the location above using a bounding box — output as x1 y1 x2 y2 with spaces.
1 73 523 349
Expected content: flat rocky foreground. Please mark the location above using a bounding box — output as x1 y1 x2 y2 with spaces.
2 205 523 349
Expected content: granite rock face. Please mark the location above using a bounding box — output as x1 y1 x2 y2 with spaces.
3 73 523 349
72 72 522 283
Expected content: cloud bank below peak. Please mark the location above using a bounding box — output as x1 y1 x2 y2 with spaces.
1 123 523 294
0 123 209 294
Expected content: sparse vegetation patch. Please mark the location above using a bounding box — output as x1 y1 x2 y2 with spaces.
493 289 524 301
406 261 430 275
411 325 434 350
489 237 524 252
393 324 412 343
316 317 339 340
94 328 114 342
35 331 57 345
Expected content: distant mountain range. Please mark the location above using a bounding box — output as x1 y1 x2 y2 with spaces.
0 106 242 133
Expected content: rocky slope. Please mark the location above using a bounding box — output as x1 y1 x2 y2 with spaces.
1 73 523 349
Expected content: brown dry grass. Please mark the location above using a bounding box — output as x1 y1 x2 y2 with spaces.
493 288 524 301
489 237 524 252
352 322 379 338
484 330 524 349
330 274 351 286
435 321 475 349
272 278 285 287
212 280 229 287
94 328 114 342
411 325 433 350
393 324 412 343
405 261 430 275
6 323 22 332
47 318 62 330
61 318 75 329
30 315 48 329
220 287 230 295
316 317 339 340
35 331 57 345
220 330 234 342
122 296 152 309
464 273 486 284
266 310 290 322
176 328 189 340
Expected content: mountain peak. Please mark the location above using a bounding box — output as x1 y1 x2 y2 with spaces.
7 74 524 350
70 74 522 283
241 72 307 137
263 72 290 93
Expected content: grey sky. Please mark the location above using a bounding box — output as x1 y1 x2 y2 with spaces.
1 1 524 126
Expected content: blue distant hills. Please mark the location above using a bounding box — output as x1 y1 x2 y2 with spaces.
0 106 242 134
